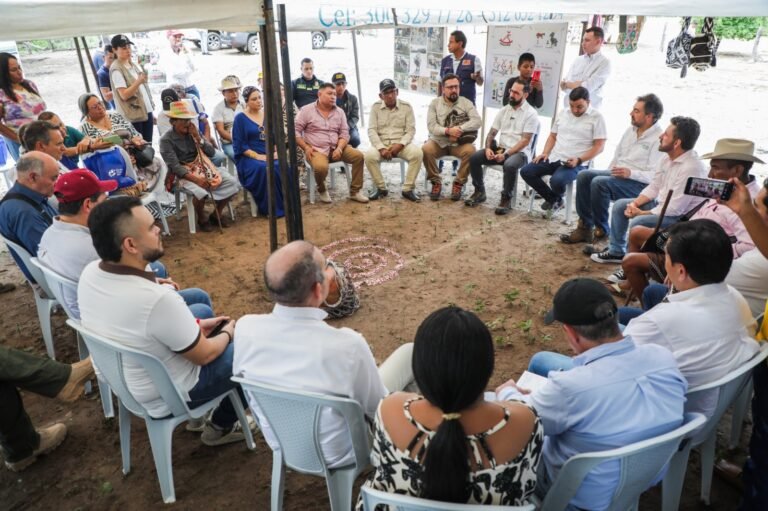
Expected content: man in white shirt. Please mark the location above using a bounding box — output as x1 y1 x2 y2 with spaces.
562 93 665 244
591 116 707 263
624 219 759 418
466 78 540 213
78 196 254 446
520 87 606 213
233 240 415 468
560 27 611 110
165 30 199 99
211 76 243 163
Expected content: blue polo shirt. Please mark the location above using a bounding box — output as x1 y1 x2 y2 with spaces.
97 65 115 109
0 182 57 282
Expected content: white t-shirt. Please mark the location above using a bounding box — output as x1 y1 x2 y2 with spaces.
78 260 201 417
550 106 607 163
212 100 244 136
727 248 768 317
490 100 540 161
233 304 387 468
111 63 153 115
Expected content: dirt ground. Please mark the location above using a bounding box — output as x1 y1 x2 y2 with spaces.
1 16 765 510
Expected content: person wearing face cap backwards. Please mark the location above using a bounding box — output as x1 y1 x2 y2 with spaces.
495 277 686 510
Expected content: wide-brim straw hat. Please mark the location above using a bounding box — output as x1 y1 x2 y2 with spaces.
167 100 198 119
218 77 241 91
700 138 764 164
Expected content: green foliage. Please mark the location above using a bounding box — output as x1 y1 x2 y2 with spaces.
692 17 768 41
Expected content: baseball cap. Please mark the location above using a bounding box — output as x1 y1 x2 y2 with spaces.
379 78 396 92
167 29 184 38
332 72 347 84
110 34 134 48
54 169 118 203
544 278 618 326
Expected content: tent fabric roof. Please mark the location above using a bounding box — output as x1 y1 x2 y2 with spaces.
2 1 767 41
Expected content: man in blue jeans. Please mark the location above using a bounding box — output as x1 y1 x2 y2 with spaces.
520 87 606 212
590 116 706 264
78 196 254 446
561 94 665 245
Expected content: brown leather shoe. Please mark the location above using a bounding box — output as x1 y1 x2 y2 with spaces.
715 458 744 490
594 226 607 239
450 181 464 201
495 197 512 215
197 220 216 232
560 219 594 244
4 423 67 472
429 182 442 201
56 357 95 402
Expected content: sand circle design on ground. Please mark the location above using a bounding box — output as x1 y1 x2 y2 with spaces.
321 236 405 287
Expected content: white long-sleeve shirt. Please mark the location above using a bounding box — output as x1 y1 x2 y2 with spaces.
639 150 707 217
608 124 665 184
562 51 611 110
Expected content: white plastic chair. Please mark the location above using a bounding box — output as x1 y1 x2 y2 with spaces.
174 186 236 234
1 235 57 359
390 157 429 191
1 161 15 190
69 319 255 504
138 160 171 235
527 177 575 224
535 412 707 511
662 343 768 509
231 377 370 511
30 258 114 418
304 159 350 204
361 486 535 510
482 164 523 209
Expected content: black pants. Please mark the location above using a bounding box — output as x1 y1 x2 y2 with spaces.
0 346 70 462
131 111 155 144
468 150 528 198
740 362 768 509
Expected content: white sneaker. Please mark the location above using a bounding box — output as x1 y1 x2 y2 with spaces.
318 190 332 203
607 268 626 284
350 191 370 203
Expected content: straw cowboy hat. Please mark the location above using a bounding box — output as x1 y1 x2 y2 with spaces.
167 100 198 119
701 138 765 164
218 76 241 91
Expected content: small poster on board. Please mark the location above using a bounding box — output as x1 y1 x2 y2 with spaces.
394 27 445 96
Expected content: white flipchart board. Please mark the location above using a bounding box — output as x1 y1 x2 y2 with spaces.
483 23 568 118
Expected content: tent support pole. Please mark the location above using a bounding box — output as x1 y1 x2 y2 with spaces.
278 2 304 241
352 30 364 128
80 37 104 102
73 38 90 93
259 14 279 252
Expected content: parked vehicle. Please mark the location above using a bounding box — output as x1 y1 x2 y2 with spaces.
231 30 331 54
181 30 234 51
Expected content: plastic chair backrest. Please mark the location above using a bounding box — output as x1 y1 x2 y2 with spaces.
232 377 370 475
540 412 707 511
67 319 191 418
361 486 535 511
686 342 768 446
1 234 53 294
30 258 79 320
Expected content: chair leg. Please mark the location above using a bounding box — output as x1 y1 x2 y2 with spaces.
186 194 197 234
661 445 692 511
271 450 286 511
330 165 336 190
564 182 574 224
700 433 717 505
325 466 357 511
399 161 405 184
248 192 258 217
228 392 255 450
174 190 182 220
228 202 236 221
730 379 753 449
118 401 132 475
145 418 178 504
154 199 170 235
98 378 115 418
307 166 316 204
34 294 55 359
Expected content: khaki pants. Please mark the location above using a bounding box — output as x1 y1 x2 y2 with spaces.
421 140 475 185
308 146 365 194
364 144 424 192
377 343 417 393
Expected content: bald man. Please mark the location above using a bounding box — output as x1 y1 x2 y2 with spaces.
0 151 59 282
233 240 415 468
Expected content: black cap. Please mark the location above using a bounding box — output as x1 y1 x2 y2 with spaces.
544 278 618 326
332 72 346 84
379 78 396 92
110 34 134 48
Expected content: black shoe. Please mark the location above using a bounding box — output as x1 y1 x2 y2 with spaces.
541 198 564 211
368 188 389 200
495 197 512 215
464 190 486 207
402 190 421 202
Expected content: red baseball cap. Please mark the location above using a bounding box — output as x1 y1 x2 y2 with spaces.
54 169 118 203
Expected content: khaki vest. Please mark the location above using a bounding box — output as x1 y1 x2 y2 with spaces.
109 60 154 123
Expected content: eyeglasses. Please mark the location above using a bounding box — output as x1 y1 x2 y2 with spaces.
88 102 105 111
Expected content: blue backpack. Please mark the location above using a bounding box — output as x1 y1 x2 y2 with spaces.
82 147 136 189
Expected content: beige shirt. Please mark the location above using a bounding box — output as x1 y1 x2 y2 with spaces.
427 95 482 148
367 99 416 150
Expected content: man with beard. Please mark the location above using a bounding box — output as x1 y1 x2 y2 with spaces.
465 78 540 213
560 94 665 245
78 197 255 446
590 116 706 264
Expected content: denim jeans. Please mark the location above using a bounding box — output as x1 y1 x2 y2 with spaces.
348 126 361 148
2 135 21 162
575 171 648 232
221 143 235 163
618 283 669 325
607 198 676 255
210 149 227 168
468 150 527 197
528 351 575 377
149 262 213 319
520 160 585 204
186 344 247 429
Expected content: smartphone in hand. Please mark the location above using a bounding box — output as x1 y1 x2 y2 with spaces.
684 177 734 201
207 319 231 338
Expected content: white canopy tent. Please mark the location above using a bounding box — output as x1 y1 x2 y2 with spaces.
1 1 767 41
